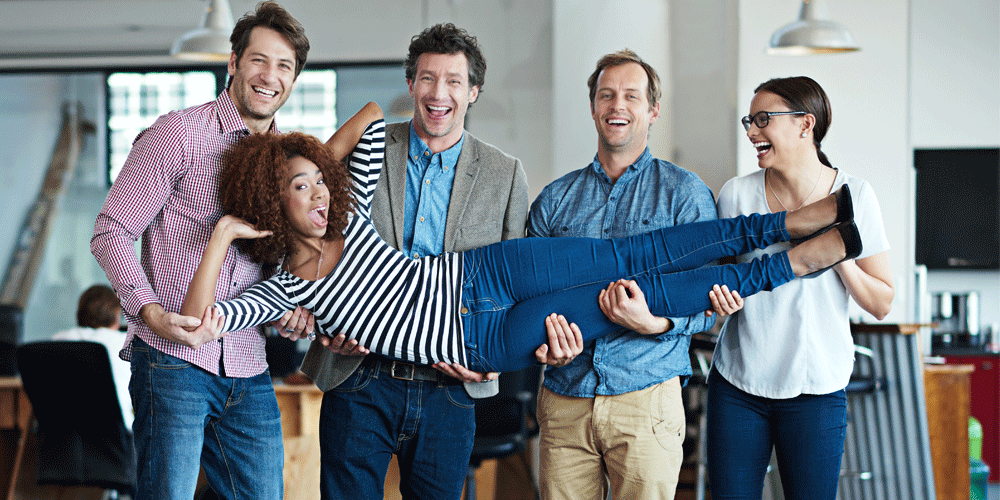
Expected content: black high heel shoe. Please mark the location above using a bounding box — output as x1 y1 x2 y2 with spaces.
791 184 854 244
801 220 864 279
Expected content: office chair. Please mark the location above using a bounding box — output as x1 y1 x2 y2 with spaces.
840 344 888 485
464 364 543 500
16 341 136 499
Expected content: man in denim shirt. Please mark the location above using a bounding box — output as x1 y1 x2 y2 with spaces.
527 50 719 500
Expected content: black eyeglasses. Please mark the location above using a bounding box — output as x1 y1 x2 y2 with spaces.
740 111 807 131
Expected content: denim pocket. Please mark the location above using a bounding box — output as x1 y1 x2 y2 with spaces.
330 364 375 393
443 384 475 410
150 349 192 370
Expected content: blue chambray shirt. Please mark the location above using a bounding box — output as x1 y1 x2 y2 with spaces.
526 148 718 396
402 122 463 257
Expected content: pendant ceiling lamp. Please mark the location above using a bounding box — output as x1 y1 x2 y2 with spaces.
768 0 859 55
171 0 235 61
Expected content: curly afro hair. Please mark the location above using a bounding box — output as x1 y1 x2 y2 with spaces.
220 132 354 264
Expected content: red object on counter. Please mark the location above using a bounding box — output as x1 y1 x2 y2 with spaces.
943 355 1000 482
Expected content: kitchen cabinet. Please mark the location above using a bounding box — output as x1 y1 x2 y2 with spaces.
942 354 1000 482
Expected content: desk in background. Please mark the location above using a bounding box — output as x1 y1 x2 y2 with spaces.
0 377 32 500
2 377 511 500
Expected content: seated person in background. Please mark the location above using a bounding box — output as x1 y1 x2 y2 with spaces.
52 284 132 429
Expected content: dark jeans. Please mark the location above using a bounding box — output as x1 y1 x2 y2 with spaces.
128 337 283 500
318 361 475 500
706 370 847 500
461 212 794 372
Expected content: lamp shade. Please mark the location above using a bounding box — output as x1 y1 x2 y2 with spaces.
171 0 235 61
768 0 859 55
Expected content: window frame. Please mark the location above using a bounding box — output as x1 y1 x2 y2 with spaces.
103 60 404 186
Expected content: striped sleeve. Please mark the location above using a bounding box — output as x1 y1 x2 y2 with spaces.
213 277 295 332
347 119 386 218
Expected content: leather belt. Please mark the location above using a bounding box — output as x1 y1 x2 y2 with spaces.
362 355 462 385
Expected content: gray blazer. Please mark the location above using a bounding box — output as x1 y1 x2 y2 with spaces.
300 121 529 398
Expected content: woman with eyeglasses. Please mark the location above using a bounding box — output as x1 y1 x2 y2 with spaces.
706 76 895 499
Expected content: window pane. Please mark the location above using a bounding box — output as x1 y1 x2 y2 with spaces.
107 71 217 183
275 69 337 138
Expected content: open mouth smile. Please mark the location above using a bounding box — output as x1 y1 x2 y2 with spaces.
754 141 772 158
253 85 277 98
307 205 327 228
426 104 453 119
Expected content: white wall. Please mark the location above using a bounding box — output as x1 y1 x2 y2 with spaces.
669 0 740 195
282 0 555 200
737 0 913 323
552 0 672 185
910 0 1000 329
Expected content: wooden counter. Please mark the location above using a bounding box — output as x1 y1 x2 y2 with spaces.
924 364 974 500
273 381 504 500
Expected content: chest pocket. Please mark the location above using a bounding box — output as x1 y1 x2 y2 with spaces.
622 215 673 235
552 219 603 238
456 220 502 249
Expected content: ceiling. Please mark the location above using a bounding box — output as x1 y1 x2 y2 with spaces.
0 0 245 69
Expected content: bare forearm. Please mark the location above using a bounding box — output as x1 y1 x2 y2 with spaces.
179 226 234 318
836 253 894 320
325 102 384 160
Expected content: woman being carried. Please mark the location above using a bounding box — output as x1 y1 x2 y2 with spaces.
182 103 861 374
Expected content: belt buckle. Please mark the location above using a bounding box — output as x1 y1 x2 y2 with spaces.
389 361 415 381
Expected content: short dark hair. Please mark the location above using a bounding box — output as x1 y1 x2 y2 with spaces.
230 1 309 78
587 49 661 109
404 23 487 91
754 76 834 168
77 285 121 329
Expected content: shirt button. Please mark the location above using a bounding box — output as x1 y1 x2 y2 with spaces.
424 151 430 157
443 166 448 170
425 179 431 185
412 155 418 161
413 252 419 258
419 217 425 222
461 307 469 314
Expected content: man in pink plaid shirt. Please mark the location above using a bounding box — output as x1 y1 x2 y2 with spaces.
91 3 311 499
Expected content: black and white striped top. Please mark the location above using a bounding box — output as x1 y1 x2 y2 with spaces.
214 120 468 366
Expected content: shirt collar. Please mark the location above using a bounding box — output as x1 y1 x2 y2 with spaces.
408 121 464 168
588 147 653 183
216 90 279 135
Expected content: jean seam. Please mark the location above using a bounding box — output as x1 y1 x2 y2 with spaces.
208 419 239 499
641 228 785 278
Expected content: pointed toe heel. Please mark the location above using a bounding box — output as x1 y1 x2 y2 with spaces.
791 184 855 244
801 221 864 279
834 184 854 225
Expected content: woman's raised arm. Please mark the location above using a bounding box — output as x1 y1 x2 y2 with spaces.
325 102 384 160
180 216 272 321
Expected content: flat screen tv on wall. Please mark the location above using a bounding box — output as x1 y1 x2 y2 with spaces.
915 147 1000 269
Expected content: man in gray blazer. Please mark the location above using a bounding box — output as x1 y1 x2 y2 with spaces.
300 23 579 499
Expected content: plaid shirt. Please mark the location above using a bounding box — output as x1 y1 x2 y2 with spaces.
92 91 276 378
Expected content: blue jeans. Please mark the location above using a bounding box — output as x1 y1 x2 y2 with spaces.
319 360 475 500
461 212 794 372
706 370 847 500
129 337 284 500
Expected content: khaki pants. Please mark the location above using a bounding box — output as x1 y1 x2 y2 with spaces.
537 377 685 500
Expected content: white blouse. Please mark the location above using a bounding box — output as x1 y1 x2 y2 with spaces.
713 169 890 399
